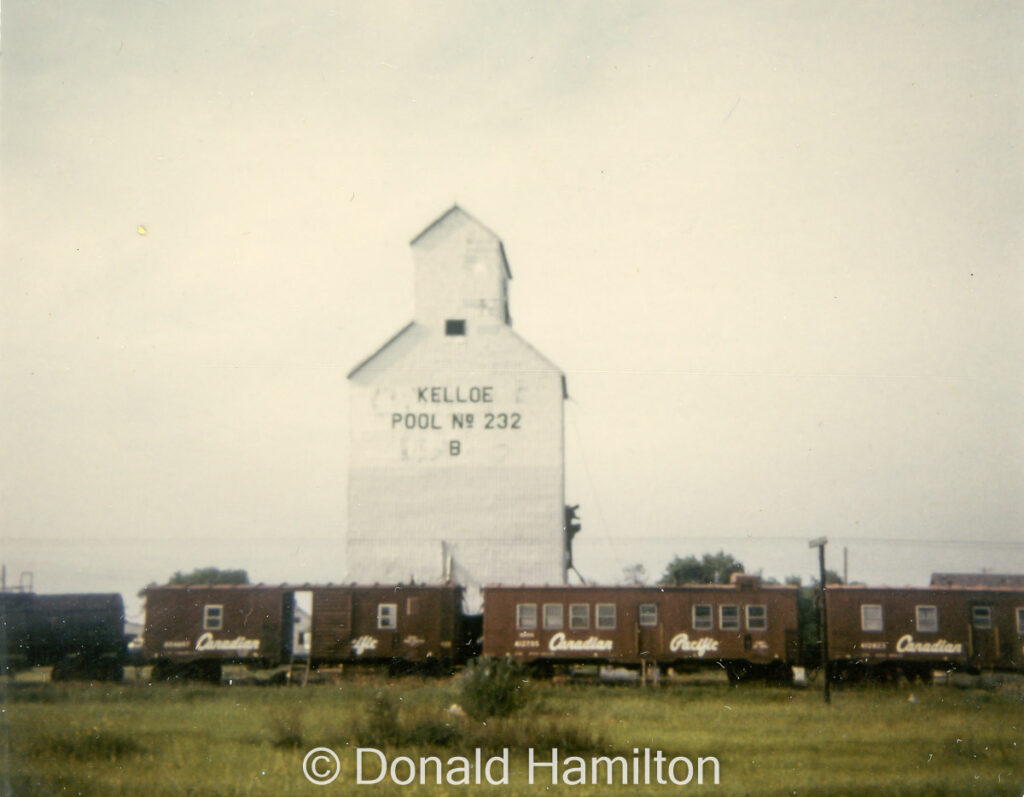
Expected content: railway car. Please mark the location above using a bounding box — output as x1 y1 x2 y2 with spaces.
0 592 125 681
825 585 1024 681
0 592 33 674
144 584 294 682
482 575 799 682
143 583 467 681
307 583 468 673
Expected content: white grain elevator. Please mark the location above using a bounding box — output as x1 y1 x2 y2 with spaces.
346 207 568 609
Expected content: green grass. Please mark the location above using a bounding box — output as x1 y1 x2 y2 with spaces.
3 671 1022 796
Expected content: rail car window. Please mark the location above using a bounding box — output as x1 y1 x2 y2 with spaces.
720 605 740 631
377 603 397 630
861 604 883 632
516 604 537 630
203 605 223 631
639 603 658 627
915 606 938 633
693 604 713 630
1017 608 1024 634
543 604 564 630
596 604 616 630
972 606 992 630
406 597 421 616
570 604 590 630
746 605 767 630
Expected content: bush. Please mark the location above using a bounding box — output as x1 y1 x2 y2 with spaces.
356 691 402 746
352 691 463 748
459 657 531 720
462 716 609 755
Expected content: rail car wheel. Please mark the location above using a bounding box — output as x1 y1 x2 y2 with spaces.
93 657 125 682
829 661 867 685
387 659 414 677
150 659 222 683
50 656 80 682
188 660 222 684
765 661 794 685
150 659 176 681
724 661 753 685
900 663 933 684
871 663 900 684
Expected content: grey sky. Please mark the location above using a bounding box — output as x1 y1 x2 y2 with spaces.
3 2 1022 619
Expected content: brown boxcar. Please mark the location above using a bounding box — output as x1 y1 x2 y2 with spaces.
825 585 1024 680
310 584 466 669
483 577 799 681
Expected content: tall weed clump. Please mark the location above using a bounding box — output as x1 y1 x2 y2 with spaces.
352 691 461 747
459 657 531 720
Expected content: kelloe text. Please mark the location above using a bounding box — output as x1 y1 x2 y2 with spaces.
391 386 522 443
417 386 493 403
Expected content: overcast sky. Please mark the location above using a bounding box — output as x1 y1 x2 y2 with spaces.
3 2 1022 620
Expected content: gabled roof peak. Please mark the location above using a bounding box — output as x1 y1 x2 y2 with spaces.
410 205 499 245
410 205 511 280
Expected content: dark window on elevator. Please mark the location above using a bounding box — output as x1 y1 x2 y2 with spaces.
445 319 466 336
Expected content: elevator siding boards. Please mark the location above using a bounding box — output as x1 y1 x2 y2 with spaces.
347 208 567 608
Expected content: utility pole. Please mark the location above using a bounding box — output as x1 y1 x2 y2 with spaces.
1 565 10 796
809 537 830 704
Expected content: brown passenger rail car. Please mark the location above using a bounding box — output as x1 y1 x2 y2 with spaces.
825 585 1024 681
483 576 799 682
144 585 293 682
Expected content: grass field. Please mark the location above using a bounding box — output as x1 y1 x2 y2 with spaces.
3 669 1022 796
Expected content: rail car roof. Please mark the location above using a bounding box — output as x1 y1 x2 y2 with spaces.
145 583 463 591
481 583 797 590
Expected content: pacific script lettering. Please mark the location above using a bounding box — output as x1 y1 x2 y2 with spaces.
668 633 720 658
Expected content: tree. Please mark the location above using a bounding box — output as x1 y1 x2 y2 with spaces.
622 563 647 585
167 567 249 586
659 550 744 586
784 572 845 666
138 567 249 597
820 569 845 586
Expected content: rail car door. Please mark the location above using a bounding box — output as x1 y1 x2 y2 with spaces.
280 592 295 662
967 602 997 669
1012 607 1024 670
636 600 661 662
311 590 353 663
